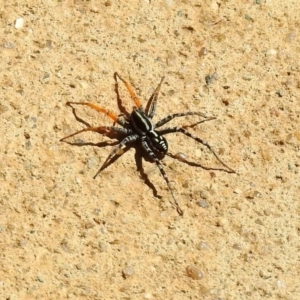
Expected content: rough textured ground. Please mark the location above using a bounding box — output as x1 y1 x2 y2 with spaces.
1 1 299 299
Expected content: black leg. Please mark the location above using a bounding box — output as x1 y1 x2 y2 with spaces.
60 126 132 142
158 127 235 173
141 137 183 216
155 112 214 129
93 134 139 178
93 145 131 179
146 76 165 118
166 152 234 173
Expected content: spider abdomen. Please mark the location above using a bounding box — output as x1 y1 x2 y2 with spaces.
147 131 168 154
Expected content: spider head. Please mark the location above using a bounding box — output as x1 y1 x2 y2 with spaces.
147 130 168 154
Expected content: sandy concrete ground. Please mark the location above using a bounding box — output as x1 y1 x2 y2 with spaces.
1 1 299 299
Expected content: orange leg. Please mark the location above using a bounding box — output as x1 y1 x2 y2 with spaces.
66 102 119 122
114 73 143 109
60 126 111 142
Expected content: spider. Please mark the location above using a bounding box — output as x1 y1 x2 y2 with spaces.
60 72 235 216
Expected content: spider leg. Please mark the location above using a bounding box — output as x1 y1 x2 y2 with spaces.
114 73 131 118
146 76 165 118
141 137 183 216
94 145 131 178
93 134 139 178
60 126 132 142
114 72 143 110
179 117 218 131
159 127 235 173
155 112 215 129
166 152 233 173
66 102 126 127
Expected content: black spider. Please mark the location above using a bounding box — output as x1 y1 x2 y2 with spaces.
60 72 235 215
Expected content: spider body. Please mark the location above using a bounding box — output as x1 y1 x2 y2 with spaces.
130 109 168 154
61 72 235 216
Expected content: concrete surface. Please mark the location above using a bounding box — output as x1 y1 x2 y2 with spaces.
0 1 299 299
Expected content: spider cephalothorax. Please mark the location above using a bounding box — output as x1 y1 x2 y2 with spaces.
61 72 235 216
